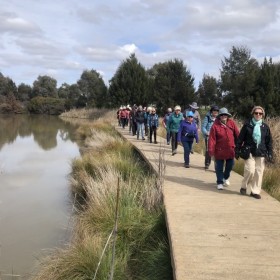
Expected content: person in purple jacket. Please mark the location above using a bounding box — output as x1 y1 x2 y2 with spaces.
178 111 199 168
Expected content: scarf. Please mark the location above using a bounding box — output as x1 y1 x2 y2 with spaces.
251 118 262 147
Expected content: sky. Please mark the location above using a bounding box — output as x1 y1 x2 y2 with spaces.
1 0 280 90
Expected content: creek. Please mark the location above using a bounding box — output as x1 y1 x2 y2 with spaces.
0 114 81 279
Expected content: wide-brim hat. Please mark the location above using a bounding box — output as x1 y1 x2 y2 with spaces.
189 102 199 109
218 107 232 117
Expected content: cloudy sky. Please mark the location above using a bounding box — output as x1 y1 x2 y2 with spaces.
1 0 280 89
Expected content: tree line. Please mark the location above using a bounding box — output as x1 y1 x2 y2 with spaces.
1 45 280 117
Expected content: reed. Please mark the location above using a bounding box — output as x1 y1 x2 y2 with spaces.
32 113 172 280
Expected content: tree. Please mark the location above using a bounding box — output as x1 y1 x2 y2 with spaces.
0 73 17 97
151 59 195 112
31 75 58 98
256 58 280 116
109 53 149 106
58 83 70 99
77 70 108 108
219 46 260 117
197 74 220 107
18 83 32 102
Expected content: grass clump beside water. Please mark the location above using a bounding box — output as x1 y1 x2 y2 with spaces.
33 114 172 280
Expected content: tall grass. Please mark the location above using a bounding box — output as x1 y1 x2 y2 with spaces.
33 111 172 280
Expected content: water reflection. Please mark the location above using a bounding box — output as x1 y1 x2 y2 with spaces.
0 114 81 278
0 114 79 151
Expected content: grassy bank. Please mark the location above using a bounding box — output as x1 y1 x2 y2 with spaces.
32 110 172 279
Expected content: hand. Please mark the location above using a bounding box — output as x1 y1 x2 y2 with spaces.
267 154 273 164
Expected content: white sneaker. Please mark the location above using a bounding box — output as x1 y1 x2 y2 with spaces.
217 184 224 190
223 179 230 186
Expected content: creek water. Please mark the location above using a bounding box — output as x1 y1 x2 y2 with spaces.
0 114 81 279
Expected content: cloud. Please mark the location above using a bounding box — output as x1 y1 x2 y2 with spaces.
0 12 41 35
1 0 280 89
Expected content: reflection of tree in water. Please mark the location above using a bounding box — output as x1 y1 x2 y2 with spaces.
0 115 80 151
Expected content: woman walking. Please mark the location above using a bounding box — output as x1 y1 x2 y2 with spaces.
208 108 239 190
201 105 219 169
162 108 173 145
167 105 184 155
178 111 199 168
235 106 273 199
135 105 145 140
147 107 159 144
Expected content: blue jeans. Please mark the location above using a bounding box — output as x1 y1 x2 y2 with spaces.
182 141 193 165
137 122 144 139
215 159 234 184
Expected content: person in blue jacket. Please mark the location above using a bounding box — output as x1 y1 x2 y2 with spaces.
201 105 219 169
178 111 199 168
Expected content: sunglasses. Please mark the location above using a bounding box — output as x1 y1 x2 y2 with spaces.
220 114 228 117
254 112 263 116
187 116 193 118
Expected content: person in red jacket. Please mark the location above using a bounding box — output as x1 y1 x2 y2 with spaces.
208 107 239 190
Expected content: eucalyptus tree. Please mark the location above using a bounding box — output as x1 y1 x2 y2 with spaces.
58 83 70 99
219 46 260 117
77 69 108 108
109 53 149 106
31 75 58 98
18 83 32 101
0 73 17 97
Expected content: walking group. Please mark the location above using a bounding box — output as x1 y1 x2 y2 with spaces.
117 104 159 143
118 103 273 199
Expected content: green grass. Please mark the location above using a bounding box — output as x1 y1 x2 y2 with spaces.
33 117 172 280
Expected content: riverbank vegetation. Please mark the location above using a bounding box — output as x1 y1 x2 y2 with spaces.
33 110 172 280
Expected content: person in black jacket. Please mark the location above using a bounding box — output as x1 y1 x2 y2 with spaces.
235 106 273 199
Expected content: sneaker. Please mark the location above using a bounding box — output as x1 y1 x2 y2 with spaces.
142 138 145 140
205 165 209 170
184 163 190 168
154 141 158 144
172 149 177 156
167 142 170 145
240 188 246 195
223 179 230 187
250 192 261 199
217 184 224 190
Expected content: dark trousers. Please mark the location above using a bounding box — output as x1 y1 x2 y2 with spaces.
149 126 157 142
132 121 137 135
182 141 193 164
166 130 171 144
171 132 178 152
121 118 126 128
204 138 211 166
215 159 234 184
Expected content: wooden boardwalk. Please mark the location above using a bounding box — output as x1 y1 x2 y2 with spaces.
116 126 280 280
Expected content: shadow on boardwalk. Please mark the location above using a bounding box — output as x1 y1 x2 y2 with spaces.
116 126 280 280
